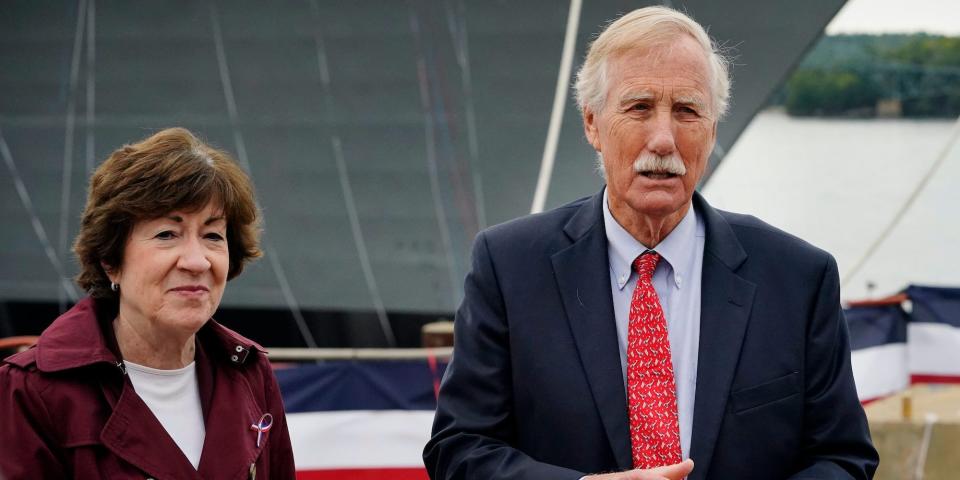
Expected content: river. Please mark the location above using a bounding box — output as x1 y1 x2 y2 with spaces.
704 109 959 300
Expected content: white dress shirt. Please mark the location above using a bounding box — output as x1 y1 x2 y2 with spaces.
602 188 705 460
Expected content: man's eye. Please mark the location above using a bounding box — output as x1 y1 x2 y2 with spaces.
631 103 651 111
677 105 699 116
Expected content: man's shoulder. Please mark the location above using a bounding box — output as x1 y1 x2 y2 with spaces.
482 194 592 243
468 194 597 268
714 207 833 265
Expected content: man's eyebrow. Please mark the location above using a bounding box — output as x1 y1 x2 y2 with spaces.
618 91 657 106
674 94 708 111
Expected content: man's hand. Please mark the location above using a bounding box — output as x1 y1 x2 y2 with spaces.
584 459 694 480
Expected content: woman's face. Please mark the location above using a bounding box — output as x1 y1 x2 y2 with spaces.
110 202 229 338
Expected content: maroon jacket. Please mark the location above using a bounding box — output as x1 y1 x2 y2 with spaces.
0 298 295 479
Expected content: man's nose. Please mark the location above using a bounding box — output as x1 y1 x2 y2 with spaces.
177 238 212 273
646 109 676 156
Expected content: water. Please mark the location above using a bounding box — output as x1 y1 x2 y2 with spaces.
704 109 960 300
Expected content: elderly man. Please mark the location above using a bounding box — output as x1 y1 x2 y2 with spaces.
424 6 878 480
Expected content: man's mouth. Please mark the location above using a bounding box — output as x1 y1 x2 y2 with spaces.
639 171 680 180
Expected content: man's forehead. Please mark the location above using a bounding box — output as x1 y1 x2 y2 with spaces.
609 60 710 86
606 43 712 108
607 38 711 83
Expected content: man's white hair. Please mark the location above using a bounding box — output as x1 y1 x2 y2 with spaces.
574 6 731 119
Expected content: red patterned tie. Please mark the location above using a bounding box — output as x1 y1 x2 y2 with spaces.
627 252 682 469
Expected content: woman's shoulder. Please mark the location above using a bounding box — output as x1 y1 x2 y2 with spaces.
1 348 50 398
3 346 39 371
1 356 45 424
2 347 113 401
1 354 35 408
197 321 284 412
1 348 109 436
199 320 272 373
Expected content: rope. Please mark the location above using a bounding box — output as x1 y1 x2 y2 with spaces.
208 0 318 348
841 114 960 288
58 0 88 312
530 0 583 214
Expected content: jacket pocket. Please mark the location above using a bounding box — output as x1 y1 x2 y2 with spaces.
730 371 800 414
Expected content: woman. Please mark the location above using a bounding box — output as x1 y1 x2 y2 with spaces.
0 128 295 479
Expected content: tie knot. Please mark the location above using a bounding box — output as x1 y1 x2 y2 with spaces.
633 251 660 280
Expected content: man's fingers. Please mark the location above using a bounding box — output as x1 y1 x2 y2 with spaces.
585 459 695 480
648 459 694 479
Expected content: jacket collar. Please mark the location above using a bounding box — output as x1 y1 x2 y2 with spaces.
34 298 120 372
562 189 605 241
564 189 746 269
32 297 265 373
693 192 747 270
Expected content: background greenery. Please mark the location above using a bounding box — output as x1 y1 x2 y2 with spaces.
771 34 960 117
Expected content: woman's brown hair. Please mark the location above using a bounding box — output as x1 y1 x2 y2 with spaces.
73 127 262 299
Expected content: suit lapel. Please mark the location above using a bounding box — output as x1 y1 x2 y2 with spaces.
100 381 202 480
99 338 265 479
196 342 265 479
688 194 756 480
551 192 633 471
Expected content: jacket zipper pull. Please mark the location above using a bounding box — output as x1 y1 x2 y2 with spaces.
116 361 126 375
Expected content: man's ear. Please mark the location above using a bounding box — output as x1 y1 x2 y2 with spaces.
582 106 601 152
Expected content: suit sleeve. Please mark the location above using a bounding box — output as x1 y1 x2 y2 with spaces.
788 255 879 479
0 365 66 479
423 232 584 480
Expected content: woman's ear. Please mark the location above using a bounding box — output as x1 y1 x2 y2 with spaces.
100 261 119 284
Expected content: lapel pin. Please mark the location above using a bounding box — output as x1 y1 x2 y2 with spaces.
250 413 273 448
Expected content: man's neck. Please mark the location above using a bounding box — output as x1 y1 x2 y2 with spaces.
609 200 691 247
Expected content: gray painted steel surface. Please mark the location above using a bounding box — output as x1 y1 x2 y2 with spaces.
0 0 845 314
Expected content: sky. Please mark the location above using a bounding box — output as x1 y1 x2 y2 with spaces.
827 0 960 35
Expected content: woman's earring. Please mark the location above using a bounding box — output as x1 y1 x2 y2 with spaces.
111 282 119 292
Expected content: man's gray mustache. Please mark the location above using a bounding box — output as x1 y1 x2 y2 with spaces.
633 153 687 176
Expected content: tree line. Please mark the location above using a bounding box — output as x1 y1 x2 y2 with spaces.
771 34 960 118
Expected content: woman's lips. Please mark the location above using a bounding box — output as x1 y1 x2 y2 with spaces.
169 285 209 295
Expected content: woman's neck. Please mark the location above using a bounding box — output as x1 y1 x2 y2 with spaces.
112 314 196 369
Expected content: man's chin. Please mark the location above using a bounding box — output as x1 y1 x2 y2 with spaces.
626 191 690 219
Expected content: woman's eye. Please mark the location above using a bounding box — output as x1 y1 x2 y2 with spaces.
155 231 176 240
205 233 225 241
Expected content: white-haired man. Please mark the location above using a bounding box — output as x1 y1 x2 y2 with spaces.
424 6 878 480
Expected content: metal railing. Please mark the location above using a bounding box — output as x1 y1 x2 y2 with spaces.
266 347 453 361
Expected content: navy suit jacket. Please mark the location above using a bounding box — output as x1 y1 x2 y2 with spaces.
424 191 878 479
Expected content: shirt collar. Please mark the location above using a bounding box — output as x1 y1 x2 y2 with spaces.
603 187 702 290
